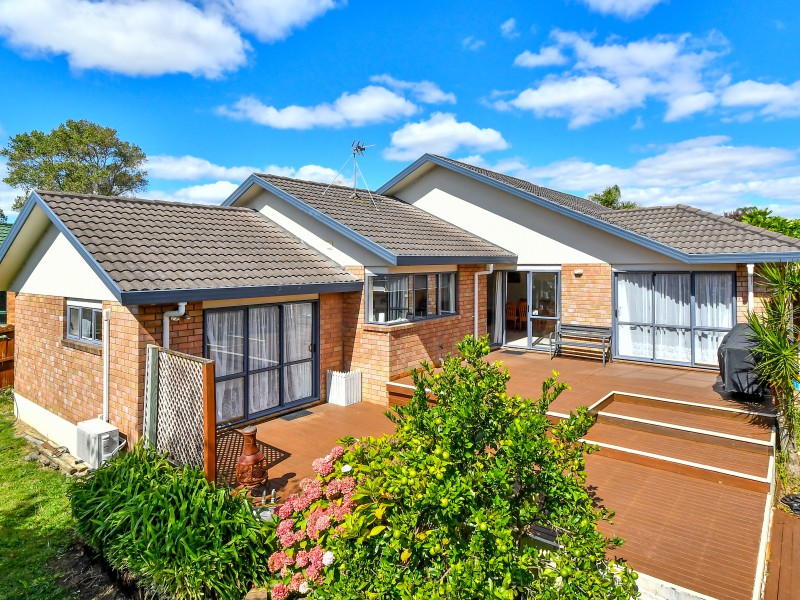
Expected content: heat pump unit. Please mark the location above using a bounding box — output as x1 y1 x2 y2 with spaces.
77 419 120 469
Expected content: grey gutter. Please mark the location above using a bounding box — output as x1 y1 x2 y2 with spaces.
224 174 518 266
118 280 364 306
377 155 800 265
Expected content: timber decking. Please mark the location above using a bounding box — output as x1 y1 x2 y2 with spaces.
764 510 800 600
589 453 765 600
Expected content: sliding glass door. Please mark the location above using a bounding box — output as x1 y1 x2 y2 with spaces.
615 272 734 367
505 271 560 350
206 301 318 426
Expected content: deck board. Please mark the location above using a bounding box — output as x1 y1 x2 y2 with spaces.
765 510 800 600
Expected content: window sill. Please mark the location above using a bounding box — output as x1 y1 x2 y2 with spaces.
63 338 102 355
364 313 461 333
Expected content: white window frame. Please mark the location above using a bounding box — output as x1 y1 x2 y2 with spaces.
66 300 103 345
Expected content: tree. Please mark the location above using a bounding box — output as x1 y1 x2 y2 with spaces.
1 119 148 210
724 206 800 239
265 336 639 599
588 185 639 210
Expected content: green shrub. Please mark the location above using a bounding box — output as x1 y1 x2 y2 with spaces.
268 336 638 599
69 443 277 599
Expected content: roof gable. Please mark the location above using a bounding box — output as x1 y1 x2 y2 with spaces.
0 191 361 304
224 173 516 266
379 154 800 263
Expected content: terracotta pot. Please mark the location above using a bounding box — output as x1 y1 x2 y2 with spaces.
235 426 268 490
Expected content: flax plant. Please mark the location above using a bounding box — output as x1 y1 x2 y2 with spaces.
747 262 800 450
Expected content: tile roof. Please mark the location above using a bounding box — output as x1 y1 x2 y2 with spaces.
255 174 516 260
37 190 359 294
431 155 612 218
603 205 800 255
426 156 800 257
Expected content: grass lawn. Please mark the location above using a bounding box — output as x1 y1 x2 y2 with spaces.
0 389 75 600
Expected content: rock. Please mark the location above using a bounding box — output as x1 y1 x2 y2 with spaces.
24 452 39 462
245 588 269 600
38 455 52 467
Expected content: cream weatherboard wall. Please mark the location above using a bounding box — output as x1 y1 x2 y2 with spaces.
11 225 116 300
393 167 683 267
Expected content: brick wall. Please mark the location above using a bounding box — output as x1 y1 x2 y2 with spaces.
319 293 345 402
341 264 485 405
6 291 15 324
15 294 104 426
560 263 613 327
736 263 770 323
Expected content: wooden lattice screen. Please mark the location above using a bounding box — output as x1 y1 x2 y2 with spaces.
144 345 217 481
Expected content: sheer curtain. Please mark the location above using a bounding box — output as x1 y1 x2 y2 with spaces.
206 310 245 424
616 273 653 358
284 303 313 403
248 306 280 414
654 274 691 363
695 273 734 365
387 276 408 321
491 272 504 345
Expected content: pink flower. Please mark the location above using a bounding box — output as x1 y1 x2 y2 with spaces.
289 572 306 592
312 457 334 477
305 564 322 584
329 445 344 460
268 550 295 573
299 478 324 501
295 550 310 568
276 502 294 519
271 583 290 600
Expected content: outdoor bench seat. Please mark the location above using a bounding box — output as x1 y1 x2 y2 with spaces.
549 324 613 366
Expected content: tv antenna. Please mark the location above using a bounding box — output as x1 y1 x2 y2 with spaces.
324 140 378 209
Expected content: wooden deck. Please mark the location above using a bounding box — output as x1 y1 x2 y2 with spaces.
237 351 778 599
764 510 800 600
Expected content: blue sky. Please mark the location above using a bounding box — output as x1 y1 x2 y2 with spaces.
0 0 799 219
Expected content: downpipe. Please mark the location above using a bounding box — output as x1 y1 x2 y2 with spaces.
162 302 187 350
474 264 494 339
102 308 111 421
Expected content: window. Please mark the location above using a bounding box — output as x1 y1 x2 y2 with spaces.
615 272 735 367
66 304 103 344
437 273 457 314
206 302 318 425
0 292 7 326
368 272 458 324
413 275 428 318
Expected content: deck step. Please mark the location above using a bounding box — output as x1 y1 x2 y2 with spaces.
584 422 770 478
608 391 775 421
599 396 774 444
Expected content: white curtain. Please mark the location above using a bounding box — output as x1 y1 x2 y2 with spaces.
695 274 733 365
206 310 245 423
387 276 408 321
284 303 313 403
248 306 280 414
653 274 691 363
616 274 653 358
491 272 504 345
695 274 734 328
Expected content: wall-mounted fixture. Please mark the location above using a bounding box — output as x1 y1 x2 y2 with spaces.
573 269 584 277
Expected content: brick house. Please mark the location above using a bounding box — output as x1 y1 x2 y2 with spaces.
2 154 800 453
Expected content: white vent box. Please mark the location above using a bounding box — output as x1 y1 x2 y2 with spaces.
327 370 362 406
77 419 120 469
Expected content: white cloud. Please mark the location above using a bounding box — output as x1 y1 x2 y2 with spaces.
0 0 247 78
462 36 485 51
471 136 800 216
500 18 519 40
218 85 419 129
498 31 726 127
369 74 456 104
208 0 342 43
147 155 258 181
0 0 341 78
384 113 508 161
720 80 800 118
577 0 666 19
150 181 241 205
0 161 17 217
664 91 717 121
513 47 568 68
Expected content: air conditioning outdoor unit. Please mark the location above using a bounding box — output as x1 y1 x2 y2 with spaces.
77 418 120 469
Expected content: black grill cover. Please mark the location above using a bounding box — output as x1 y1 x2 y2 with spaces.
718 324 766 396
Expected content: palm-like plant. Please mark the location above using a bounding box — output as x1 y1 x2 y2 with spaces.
747 262 800 449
